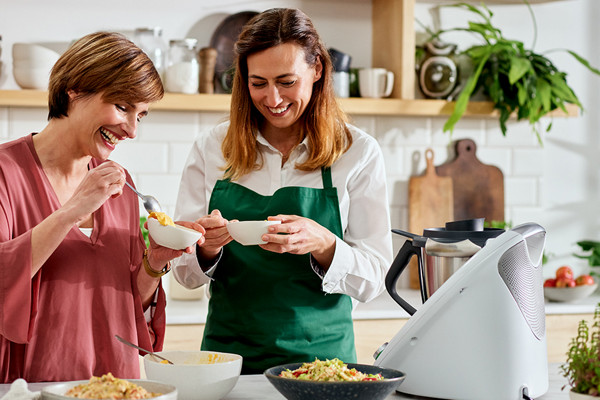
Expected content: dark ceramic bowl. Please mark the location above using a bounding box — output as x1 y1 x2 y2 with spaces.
264 362 405 400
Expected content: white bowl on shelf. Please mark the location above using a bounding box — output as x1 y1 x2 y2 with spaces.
12 66 52 90
147 217 203 250
544 283 598 302
12 42 60 65
226 220 281 246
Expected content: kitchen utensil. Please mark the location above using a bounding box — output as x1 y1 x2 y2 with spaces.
407 148 453 289
435 138 505 222
144 350 242 400
264 362 405 400
41 379 177 400
124 181 162 214
375 223 548 400
115 334 174 364
147 218 203 250
198 47 218 94
209 11 258 93
386 218 504 315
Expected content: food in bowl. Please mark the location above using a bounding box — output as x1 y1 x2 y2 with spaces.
543 265 598 302
264 360 405 400
148 211 174 226
143 350 243 400
147 215 202 250
226 220 281 246
279 358 384 381
65 373 160 399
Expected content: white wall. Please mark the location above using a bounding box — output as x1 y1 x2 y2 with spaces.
0 0 598 282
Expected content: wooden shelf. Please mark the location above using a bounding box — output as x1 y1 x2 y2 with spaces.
0 89 579 118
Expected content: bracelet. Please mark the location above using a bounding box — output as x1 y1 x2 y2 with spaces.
143 249 170 278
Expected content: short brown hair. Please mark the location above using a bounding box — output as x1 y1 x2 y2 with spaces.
47 31 164 119
222 8 352 181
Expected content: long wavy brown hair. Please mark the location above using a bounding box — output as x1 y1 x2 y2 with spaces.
222 8 352 181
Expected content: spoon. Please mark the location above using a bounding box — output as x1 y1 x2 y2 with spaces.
115 334 174 364
124 181 162 214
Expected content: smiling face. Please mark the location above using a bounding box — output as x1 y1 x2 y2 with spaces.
68 91 149 160
246 42 322 135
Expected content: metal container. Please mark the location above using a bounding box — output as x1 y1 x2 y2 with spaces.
385 218 504 315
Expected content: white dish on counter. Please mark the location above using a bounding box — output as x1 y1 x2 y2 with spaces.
544 283 598 302
41 379 177 400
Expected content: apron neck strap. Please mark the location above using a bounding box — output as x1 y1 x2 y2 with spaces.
321 167 333 189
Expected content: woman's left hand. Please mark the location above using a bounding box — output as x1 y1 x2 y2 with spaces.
259 215 336 269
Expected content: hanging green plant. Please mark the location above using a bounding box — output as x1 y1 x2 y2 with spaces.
429 1 600 144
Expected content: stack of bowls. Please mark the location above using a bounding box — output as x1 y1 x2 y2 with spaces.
12 42 60 90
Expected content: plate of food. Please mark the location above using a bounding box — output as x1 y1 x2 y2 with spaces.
263 358 405 400
41 373 177 400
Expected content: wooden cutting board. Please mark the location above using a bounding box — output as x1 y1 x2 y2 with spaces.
408 148 454 289
435 138 505 223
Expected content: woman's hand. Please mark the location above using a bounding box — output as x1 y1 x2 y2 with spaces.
145 220 206 269
195 209 233 262
260 215 337 269
62 161 126 224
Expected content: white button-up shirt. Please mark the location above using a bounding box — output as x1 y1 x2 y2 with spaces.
172 122 392 303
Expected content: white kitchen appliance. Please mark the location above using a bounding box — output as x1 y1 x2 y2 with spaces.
374 223 548 400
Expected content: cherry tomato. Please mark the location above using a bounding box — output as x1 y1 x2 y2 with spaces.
556 266 574 281
543 278 557 287
556 278 576 288
575 274 595 286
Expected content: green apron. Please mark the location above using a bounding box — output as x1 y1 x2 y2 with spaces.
203 167 356 374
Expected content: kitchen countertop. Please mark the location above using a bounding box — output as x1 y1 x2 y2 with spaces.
166 288 600 325
0 363 571 399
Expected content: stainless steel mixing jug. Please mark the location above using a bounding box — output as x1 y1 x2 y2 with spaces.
386 218 504 315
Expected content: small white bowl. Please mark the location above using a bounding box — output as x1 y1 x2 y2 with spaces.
226 220 281 246
12 66 52 90
144 350 242 400
12 42 60 65
147 218 203 250
544 283 598 302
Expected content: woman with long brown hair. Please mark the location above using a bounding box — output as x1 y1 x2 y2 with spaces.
173 8 392 374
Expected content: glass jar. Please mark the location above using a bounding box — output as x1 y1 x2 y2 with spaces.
133 27 168 81
166 38 199 94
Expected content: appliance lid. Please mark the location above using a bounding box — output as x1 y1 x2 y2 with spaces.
422 218 505 247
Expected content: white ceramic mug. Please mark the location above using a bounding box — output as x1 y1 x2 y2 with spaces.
358 68 394 98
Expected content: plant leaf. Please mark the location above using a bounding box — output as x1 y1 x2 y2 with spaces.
509 56 532 84
536 78 552 112
567 50 600 76
444 51 491 134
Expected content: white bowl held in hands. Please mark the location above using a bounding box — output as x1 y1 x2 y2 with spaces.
226 220 281 246
544 283 598 302
144 350 243 400
147 217 202 250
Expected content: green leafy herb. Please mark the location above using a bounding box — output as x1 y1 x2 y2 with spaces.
140 216 150 247
574 240 600 267
561 304 600 395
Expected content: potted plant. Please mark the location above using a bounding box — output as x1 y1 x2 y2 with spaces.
424 1 600 144
561 304 600 398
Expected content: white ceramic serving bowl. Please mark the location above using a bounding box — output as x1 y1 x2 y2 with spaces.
12 42 60 65
226 220 281 246
12 66 52 90
544 283 598 302
144 350 243 400
41 379 177 400
147 218 203 250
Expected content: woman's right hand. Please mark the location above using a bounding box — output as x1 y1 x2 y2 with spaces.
195 209 233 261
63 161 126 224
